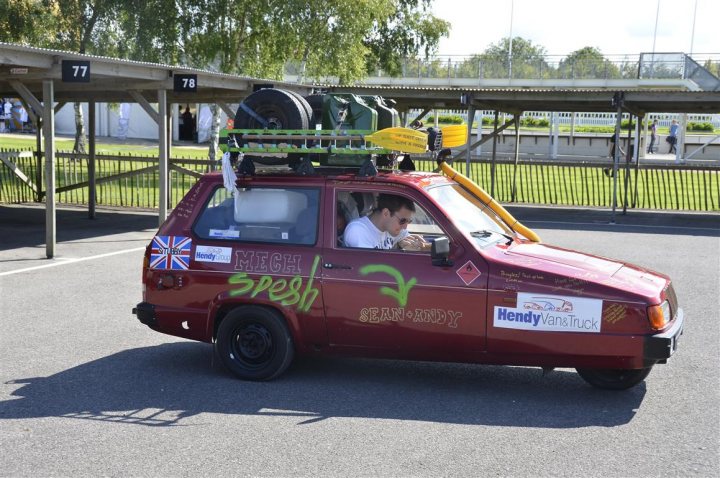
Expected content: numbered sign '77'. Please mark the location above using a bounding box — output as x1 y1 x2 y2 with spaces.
61 60 90 83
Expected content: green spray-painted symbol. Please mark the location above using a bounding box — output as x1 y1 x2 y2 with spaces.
359 264 417 307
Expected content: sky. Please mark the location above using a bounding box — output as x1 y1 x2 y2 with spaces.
431 0 719 59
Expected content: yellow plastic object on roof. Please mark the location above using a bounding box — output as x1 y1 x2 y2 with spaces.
440 161 541 243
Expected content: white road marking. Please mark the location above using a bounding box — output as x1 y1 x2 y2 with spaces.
0 247 146 277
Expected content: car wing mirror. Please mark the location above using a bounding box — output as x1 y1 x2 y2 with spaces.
431 236 453 266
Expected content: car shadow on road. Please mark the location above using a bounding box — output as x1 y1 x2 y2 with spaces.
0 342 646 428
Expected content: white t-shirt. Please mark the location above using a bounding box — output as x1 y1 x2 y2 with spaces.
343 216 408 249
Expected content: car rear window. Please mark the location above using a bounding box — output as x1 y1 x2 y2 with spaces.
193 186 320 245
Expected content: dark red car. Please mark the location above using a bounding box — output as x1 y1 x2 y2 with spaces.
133 167 683 390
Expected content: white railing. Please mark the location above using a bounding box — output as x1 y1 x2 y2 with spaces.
410 109 720 129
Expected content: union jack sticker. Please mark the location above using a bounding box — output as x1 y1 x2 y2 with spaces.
150 236 192 270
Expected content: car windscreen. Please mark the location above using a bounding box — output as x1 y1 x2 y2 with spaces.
426 183 513 247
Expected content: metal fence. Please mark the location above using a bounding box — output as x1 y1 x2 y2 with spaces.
288 52 720 84
0 148 213 209
412 158 719 211
1 150 718 212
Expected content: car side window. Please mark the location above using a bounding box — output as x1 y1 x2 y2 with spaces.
193 186 320 245
337 189 445 250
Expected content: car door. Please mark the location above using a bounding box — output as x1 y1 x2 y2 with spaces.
188 182 327 346
320 182 488 360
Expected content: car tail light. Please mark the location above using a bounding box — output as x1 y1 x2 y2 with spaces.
648 301 671 330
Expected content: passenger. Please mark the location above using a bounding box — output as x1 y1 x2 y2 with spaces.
343 193 430 251
336 204 348 246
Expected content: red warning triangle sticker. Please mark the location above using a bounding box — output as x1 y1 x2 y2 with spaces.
456 260 481 285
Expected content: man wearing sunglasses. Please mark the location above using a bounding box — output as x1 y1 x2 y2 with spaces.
343 193 430 251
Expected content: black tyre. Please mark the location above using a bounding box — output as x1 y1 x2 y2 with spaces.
304 94 324 127
234 88 309 131
234 88 309 166
576 367 652 390
216 306 294 381
285 90 313 128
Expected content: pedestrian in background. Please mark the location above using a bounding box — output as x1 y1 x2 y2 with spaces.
647 119 658 154
667 119 679 154
3 99 13 132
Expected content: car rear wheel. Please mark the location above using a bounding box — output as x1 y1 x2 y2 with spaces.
576 366 652 390
216 306 294 381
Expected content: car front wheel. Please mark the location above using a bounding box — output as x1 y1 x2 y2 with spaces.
576 366 652 390
216 306 294 381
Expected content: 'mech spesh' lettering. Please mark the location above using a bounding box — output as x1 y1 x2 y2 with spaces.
234 251 301 274
228 255 319 312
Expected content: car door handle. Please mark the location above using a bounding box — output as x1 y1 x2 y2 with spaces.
324 263 352 270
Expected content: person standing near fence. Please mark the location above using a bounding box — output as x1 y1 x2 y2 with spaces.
3 99 13 132
647 119 658 154
667 119 679 154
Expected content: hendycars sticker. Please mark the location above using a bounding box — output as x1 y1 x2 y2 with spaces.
493 293 603 333
194 245 232 264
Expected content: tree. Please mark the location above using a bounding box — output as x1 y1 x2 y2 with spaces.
180 0 449 156
363 0 450 77
478 37 548 79
1 1 185 154
703 59 720 78
560 47 621 79
3 0 448 157
51 0 113 154
0 0 59 45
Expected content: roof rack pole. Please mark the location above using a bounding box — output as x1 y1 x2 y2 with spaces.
491 111 499 197
88 99 96 219
42 80 56 259
465 103 475 177
158 89 168 225
35 115 42 203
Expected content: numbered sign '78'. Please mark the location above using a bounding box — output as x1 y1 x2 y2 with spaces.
174 74 198 93
61 60 90 83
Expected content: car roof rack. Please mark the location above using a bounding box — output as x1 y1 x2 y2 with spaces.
223 128 425 178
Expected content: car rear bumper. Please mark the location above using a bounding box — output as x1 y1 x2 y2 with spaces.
644 308 684 364
132 302 157 327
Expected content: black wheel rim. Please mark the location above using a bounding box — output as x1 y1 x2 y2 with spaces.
230 322 274 369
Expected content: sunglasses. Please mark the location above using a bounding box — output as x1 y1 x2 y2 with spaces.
392 213 413 225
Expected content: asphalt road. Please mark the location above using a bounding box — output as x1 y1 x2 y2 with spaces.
1 203 718 477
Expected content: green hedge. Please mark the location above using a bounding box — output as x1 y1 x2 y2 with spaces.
687 121 715 132
480 116 550 127
425 114 464 124
429 116 715 133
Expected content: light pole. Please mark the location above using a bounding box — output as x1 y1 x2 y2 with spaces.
508 0 514 79
651 0 661 54
650 0 660 77
689 0 698 56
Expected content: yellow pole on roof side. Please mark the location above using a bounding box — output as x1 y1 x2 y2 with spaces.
440 161 541 243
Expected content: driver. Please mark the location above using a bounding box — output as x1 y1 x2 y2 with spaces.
343 193 430 251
